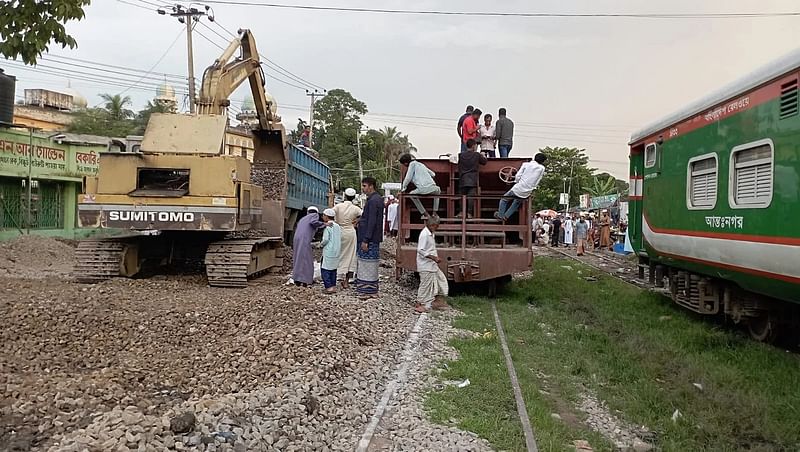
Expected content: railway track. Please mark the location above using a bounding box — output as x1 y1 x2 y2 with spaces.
543 246 669 295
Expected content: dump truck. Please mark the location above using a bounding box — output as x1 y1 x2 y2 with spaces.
74 29 329 287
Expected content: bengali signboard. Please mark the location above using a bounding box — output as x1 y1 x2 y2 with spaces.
0 131 100 179
590 194 619 209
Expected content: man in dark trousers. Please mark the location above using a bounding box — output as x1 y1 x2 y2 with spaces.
495 108 514 158
458 139 487 218
456 105 474 152
551 215 562 247
356 177 384 300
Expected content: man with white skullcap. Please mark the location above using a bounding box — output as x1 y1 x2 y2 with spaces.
320 208 342 293
333 188 362 289
292 206 326 287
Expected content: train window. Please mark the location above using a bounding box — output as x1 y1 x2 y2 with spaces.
686 154 717 210
644 143 657 168
729 139 773 208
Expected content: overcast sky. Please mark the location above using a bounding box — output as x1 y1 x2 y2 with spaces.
7 0 800 177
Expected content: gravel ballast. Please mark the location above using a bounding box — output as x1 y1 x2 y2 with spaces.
0 236 490 451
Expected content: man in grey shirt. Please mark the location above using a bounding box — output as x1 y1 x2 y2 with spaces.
495 107 514 158
575 214 590 256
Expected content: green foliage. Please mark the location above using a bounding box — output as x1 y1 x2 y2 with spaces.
584 175 618 196
99 94 134 121
67 108 138 137
0 0 91 65
534 146 594 210
311 89 415 190
588 172 629 197
68 93 151 137
431 258 800 451
134 100 171 134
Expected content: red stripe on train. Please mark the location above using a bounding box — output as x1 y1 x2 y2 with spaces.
630 73 793 147
649 246 800 285
644 214 800 246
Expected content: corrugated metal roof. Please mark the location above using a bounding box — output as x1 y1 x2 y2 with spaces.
629 47 800 145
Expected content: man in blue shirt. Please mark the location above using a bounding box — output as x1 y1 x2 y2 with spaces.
356 177 384 299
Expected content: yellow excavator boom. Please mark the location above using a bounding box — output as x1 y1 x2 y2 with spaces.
196 28 280 131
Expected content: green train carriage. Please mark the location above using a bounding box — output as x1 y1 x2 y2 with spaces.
627 49 800 341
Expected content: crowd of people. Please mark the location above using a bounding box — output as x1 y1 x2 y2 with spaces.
290 177 450 314
532 210 625 256
289 112 553 315
457 105 515 158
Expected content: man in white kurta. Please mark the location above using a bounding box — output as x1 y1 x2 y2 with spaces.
333 188 363 289
415 216 449 313
386 198 399 237
563 215 574 246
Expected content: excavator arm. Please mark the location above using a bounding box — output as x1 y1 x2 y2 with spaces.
196 28 280 131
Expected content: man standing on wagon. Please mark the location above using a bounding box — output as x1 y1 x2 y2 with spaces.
356 177 384 299
495 108 514 158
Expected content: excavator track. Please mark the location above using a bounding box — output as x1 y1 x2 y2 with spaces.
204 237 283 288
74 238 134 283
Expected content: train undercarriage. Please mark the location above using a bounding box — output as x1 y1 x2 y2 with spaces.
74 231 283 288
639 257 798 342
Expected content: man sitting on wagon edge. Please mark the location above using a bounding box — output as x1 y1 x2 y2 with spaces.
399 154 441 219
494 152 547 222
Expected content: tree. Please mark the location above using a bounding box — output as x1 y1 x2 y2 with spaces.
376 126 414 181
585 175 617 196
312 89 368 187
100 94 134 121
533 146 595 210
0 0 91 65
133 100 171 135
67 108 138 137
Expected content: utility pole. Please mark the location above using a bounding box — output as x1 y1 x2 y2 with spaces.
306 89 326 148
159 4 214 114
565 159 575 214
355 129 364 182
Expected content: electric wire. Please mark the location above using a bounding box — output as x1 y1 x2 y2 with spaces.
192 26 309 90
41 55 187 80
116 0 153 11
211 19 325 90
194 2 800 19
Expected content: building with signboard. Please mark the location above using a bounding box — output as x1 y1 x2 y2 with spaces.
0 126 103 240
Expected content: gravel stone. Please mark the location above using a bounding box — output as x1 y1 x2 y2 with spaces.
1 236 492 452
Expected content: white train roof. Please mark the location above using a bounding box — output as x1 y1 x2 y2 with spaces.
629 47 800 144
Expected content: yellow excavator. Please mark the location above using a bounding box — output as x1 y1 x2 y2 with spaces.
75 29 295 287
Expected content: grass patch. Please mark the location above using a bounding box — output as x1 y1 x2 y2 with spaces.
426 257 800 452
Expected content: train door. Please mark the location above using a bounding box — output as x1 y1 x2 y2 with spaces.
628 143 648 253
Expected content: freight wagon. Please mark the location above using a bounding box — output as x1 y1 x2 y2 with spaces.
628 49 800 341
253 142 331 243
395 157 533 295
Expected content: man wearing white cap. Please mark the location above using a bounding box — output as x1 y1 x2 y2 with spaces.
320 209 342 293
333 188 362 289
292 206 326 287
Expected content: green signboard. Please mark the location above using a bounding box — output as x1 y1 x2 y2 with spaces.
0 129 101 180
590 194 619 209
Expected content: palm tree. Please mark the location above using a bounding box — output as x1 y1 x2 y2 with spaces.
99 93 134 121
378 126 413 180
